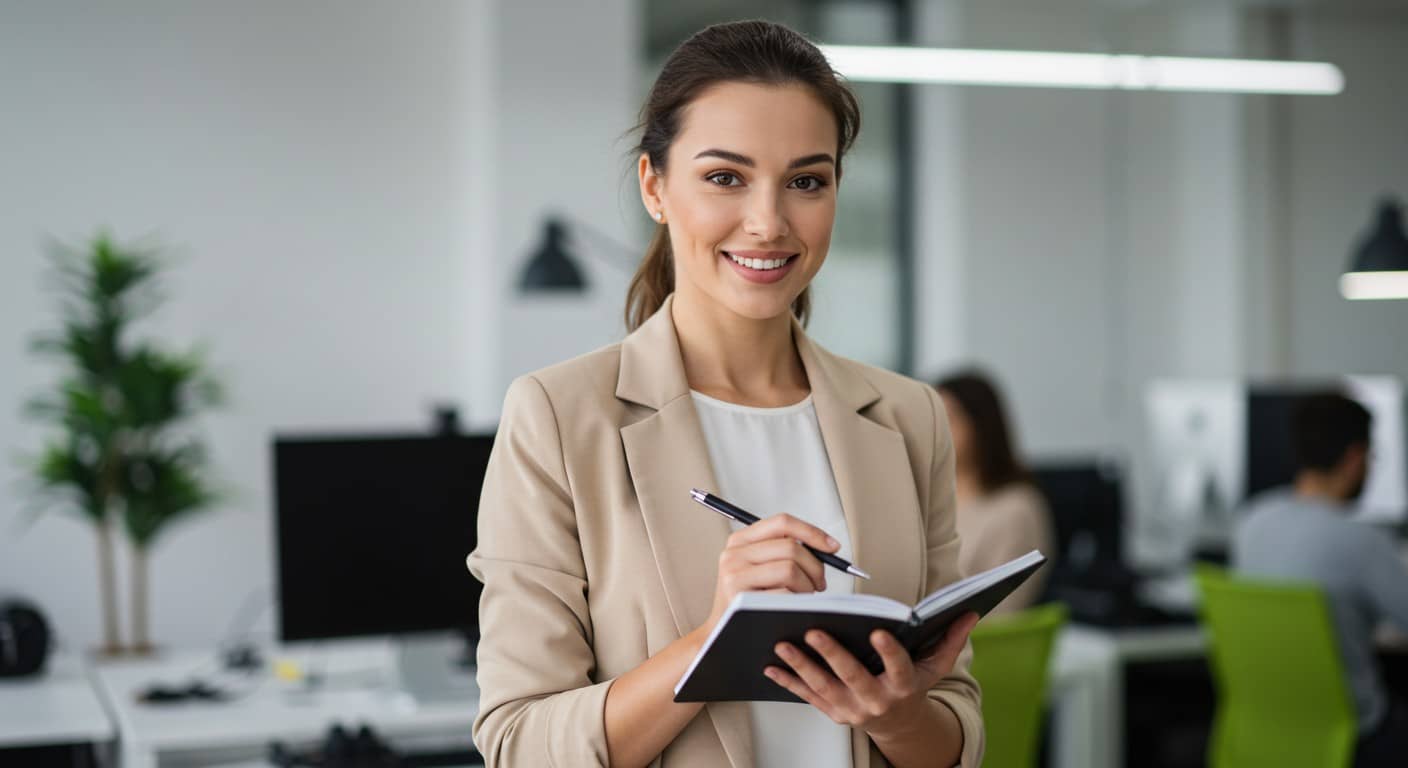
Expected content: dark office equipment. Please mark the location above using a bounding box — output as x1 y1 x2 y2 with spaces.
268 723 482 767
273 434 492 643
136 680 229 705
1030 461 1191 626
1244 387 1306 499
1030 461 1124 576
432 405 461 436
0 597 50 678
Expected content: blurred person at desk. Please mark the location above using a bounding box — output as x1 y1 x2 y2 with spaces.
1234 392 1408 767
936 370 1054 615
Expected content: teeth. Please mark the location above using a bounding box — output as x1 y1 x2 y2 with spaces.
727 253 791 271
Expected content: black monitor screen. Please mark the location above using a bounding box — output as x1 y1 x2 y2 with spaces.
1246 388 1303 500
274 434 491 642
1029 461 1124 570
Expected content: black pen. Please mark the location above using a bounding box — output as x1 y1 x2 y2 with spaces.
689 489 871 580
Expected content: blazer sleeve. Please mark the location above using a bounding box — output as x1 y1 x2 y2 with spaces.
465 375 614 767
921 385 986 768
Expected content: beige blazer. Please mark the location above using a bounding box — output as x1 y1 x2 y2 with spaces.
466 296 984 768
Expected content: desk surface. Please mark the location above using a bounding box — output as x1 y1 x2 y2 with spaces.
92 643 478 759
0 652 114 748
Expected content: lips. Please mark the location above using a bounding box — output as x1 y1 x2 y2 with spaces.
721 250 799 285
724 251 796 271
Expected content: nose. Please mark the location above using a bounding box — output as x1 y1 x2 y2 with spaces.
742 189 790 242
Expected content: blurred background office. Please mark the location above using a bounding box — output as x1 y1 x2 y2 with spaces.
2 0 1406 766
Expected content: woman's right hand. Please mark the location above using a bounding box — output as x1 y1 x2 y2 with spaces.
704 513 842 632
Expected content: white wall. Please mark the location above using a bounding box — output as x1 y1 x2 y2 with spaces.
1284 8 1408 383
910 0 1408 563
914 1 1259 459
495 0 641 389
0 0 506 651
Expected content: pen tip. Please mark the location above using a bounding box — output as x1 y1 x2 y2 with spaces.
849 566 872 580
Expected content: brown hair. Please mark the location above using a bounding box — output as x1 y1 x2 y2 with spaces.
625 20 862 332
936 369 1032 493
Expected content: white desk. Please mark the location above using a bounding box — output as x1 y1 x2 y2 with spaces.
0 652 115 751
1047 623 1207 768
91 642 478 768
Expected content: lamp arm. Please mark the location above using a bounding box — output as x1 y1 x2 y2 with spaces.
561 215 646 273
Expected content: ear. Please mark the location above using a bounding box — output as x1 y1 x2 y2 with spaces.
1339 442 1369 476
638 153 665 221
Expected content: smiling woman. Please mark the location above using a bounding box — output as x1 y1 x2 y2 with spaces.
467 19 984 768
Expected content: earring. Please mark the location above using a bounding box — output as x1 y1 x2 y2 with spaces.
654 211 663 222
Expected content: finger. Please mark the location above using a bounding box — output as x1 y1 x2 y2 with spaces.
763 665 836 719
805 630 887 701
871 629 921 689
761 559 820 593
736 538 826 591
918 612 979 673
727 513 840 553
724 559 818 595
775 641 854 709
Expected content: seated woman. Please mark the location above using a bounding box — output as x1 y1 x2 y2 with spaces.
936 370 1054 615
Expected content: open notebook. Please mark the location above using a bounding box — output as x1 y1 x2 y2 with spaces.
674 550 1047 702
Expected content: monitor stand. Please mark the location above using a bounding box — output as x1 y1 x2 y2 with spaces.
393 633 478 705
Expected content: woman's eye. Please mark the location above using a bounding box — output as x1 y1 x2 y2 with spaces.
707 172 740 187
790 175 826 192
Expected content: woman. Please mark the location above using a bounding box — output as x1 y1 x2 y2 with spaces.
467 21 982 768
935 370 1054 615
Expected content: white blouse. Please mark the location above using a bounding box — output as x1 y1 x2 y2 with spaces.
691 390 855 768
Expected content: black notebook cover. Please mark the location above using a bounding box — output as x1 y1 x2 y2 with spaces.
674 551 1046 703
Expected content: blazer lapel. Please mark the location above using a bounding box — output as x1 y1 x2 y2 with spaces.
793 322 926 604
793 323 927 768
618 296 755 768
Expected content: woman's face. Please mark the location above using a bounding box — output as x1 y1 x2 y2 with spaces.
639 81 838 322
939 390 974 469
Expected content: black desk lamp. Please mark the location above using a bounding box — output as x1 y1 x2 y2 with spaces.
518 214 642 294
1340 198 1408 301
519 216 586 292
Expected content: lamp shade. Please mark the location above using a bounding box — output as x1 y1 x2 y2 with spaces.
519 217 586 292
1340 199 1408 300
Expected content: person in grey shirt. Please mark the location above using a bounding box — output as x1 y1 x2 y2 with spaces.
1233 392 1408 767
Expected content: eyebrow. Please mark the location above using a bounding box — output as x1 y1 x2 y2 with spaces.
693 148 835 171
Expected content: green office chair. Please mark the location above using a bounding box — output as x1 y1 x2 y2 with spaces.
1194 566 1358 768
968 603 1068 768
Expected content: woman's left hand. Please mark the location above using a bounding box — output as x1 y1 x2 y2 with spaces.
763 612 980 737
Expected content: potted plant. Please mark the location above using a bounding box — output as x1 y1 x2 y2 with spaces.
24 234 224 655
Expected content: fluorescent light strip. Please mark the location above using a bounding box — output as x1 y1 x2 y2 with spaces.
1340 271 1408 301
820 45 1344 95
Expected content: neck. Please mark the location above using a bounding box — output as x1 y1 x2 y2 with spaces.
670 289 807 407
1294 472 1347 504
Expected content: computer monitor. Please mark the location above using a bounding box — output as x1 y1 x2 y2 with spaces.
273 434 492 644
1146 376 1407 547
1029 460 1125 576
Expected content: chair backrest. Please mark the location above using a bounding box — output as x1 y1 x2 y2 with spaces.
969 603 1068 768
1194 566 1358 768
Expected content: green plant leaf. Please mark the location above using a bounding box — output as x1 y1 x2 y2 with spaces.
120 443 219 548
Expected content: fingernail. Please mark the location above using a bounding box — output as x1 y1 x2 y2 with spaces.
826 536 839 549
